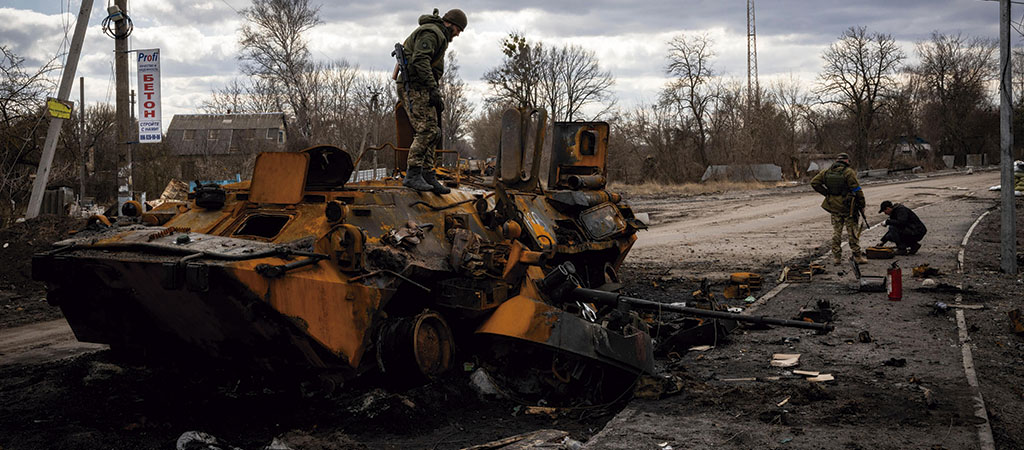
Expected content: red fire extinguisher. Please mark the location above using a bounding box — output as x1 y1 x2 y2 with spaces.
886 261 902 301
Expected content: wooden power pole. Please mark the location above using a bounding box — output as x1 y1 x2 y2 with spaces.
24 0 94 219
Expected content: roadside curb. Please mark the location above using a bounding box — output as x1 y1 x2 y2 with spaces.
957 210 996 450
750 203 996 450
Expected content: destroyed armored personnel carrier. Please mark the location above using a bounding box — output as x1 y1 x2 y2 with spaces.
33 108 657 398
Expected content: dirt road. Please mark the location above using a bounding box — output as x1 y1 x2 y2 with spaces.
0 319 105 367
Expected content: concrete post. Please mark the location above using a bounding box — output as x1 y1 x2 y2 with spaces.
79 77 86 205
115 0 130 213
25 0 94 218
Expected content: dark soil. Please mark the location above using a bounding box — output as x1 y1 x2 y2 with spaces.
959 197 1024 449
0 215 82 328
0 353 619 449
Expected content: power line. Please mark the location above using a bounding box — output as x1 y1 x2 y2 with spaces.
219 0 240 15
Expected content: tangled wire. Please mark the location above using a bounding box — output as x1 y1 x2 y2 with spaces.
101 9 133 39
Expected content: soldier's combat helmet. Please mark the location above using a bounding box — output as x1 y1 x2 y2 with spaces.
443 9 467 31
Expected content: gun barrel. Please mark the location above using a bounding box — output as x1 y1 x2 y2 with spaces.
572 287 834 332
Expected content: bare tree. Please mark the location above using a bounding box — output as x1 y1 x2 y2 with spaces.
468 104 509 160
616 101 691 183
440 51 474 151
816 26 905 165
238 0 321 144
200 78 283 115
483 32 543 109
662 32 718 168
706 80 749 164
1013 47 1024 107
545 45 615 122
911 32 996 164
769 76 816 174
0 46 59 223
537 48 565 121
309 60 359 146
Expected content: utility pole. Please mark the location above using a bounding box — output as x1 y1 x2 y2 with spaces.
79 77 86 204
370 88 380 179
999 0 1018 274
24 0 94 219
129 88 136 200
115 0 131 213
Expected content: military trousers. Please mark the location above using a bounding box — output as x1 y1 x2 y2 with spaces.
398 88 439 169
830 213 862 257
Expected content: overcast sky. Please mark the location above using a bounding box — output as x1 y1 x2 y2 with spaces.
0 0 1013 129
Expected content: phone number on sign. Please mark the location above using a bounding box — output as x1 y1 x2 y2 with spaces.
140 134 162 141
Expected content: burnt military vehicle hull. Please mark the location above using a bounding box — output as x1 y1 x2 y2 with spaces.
34 109 653 396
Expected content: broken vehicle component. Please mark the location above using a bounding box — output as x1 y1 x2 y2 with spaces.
571 287 835 333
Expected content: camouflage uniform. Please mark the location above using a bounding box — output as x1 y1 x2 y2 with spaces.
398 13 450 170
829 214 862 258
810 159 866 261
398 89 438 168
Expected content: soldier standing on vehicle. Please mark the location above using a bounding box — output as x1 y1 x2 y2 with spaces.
811 153 868 265
395 8 467 194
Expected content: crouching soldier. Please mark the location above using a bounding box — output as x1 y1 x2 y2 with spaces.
878 200 926 255
811 153 868 264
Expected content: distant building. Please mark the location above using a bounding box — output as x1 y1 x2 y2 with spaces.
893 136 931 158
165 113 287 180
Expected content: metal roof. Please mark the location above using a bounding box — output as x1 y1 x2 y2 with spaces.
167 113 286 131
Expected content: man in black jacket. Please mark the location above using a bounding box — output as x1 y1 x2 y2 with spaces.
879 201 927 255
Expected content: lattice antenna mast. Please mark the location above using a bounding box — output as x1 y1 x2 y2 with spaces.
746 0 759 106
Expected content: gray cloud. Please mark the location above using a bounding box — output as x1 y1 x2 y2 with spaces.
1 0 1015 122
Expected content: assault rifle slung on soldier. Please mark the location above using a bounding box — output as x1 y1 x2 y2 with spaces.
391 43 412 110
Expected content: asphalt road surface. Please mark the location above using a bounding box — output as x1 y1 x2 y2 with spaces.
629 170 1001 277
588 168 1021 450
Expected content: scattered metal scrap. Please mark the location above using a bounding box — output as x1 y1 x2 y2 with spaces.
912 264 941 278
723 272 763 299
794 300 834 324
865 246 896 259
851 259 885 292
780 264 825 283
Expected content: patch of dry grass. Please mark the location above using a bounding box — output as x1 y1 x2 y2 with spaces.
609 180 785 197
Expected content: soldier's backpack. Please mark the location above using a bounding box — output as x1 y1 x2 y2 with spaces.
823 165 848 195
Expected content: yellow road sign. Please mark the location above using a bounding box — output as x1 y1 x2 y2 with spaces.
46 97 73 119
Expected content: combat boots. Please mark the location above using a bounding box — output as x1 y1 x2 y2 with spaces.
403 166 433 192
853 252 868 264
832 254 843 265
421 168 451 194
